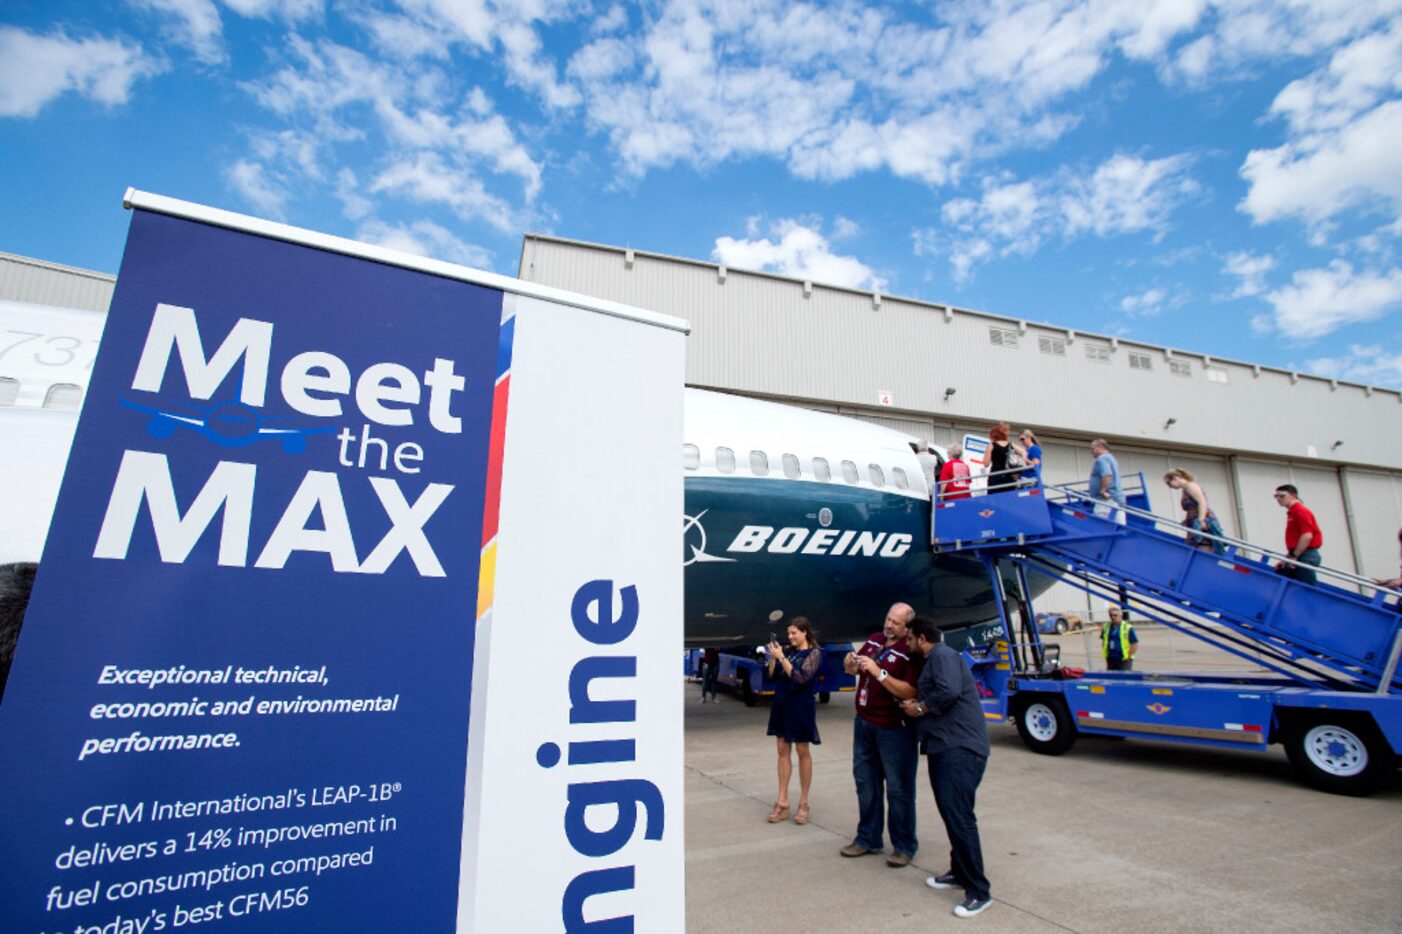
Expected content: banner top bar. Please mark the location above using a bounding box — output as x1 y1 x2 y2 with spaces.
123 188 691 335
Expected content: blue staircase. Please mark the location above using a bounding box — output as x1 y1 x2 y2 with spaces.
933 482 1402 695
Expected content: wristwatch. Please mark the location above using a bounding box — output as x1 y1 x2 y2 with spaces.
877 669 889 683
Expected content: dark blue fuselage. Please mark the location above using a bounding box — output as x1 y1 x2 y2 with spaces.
683 476 1022 647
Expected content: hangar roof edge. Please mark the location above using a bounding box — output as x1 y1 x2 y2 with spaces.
521 233 1400 401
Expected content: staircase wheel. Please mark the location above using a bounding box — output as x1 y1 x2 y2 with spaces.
1014 695 1077 755
1282 715 1388 796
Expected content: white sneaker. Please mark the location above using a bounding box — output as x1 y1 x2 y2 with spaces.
953 896 991 918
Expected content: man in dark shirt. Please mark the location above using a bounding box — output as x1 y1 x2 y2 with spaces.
1274 484 1323 584
840 602 920 866
901 616 992 919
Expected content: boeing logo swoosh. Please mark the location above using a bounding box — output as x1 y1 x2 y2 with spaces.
121 396 335 454
683 511 736 567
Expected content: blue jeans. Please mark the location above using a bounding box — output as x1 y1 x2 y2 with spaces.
927 747 990 901
852 717 918 856
1279 548 1321 585
701 662 719 699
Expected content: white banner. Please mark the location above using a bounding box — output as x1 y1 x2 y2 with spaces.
459 293 686 931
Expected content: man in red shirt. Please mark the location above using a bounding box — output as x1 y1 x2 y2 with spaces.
1274 484 1323 585
938 445 972 501
840 603 920 866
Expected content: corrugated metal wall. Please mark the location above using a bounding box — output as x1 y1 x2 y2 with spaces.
521 235 1402 597
521 236 1402 471
0 252 114 313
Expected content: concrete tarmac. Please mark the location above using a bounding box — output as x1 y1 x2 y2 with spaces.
683 630 1402 933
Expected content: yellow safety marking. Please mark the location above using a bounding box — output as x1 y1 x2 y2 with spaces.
995 664 1011 671
983 712 1006 720
1090 686 1106 694
1151 688 1173 696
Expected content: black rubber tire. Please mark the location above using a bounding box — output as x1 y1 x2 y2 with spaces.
818 692 831 704
1054 618 1068 634
1281 714 1389 796
741 675 757 707
1013 695 1077 756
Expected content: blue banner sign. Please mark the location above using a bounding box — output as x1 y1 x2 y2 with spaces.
0 208 504 931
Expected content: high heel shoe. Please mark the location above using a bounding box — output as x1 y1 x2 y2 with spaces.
766 802 790 823
794 803 809 825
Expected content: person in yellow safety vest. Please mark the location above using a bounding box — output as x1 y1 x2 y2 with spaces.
1100 606 1138 671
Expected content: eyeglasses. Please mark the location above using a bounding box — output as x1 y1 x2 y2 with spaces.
1273 493 1287 499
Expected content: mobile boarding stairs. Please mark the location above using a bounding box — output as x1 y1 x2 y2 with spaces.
932 474 1402 795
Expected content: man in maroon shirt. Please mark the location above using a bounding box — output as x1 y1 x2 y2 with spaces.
840 602 920 866
1274 484 1323 585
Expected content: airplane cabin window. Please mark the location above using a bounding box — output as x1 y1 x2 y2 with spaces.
682 444 700 470
781 454 800 479
812 457 831 482
840 460 859 484
44 383 83 411
892 467 909 490
715 447 736 474
750 450 769 476
0 377 18 406
868 464 885 487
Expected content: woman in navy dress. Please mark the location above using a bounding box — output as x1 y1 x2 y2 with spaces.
765 617 823 825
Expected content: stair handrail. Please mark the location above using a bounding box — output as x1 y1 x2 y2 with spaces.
1041 480 1402 600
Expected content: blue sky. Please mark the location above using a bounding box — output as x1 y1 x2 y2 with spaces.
2 0 1400 388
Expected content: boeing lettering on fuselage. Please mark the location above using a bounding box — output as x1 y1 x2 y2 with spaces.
725 525 913 558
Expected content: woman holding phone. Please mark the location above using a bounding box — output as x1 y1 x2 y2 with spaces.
765 617 823 824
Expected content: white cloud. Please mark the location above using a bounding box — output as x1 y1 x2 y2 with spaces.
1304 344 1402 389
1222 251 1276 298
1241 99 1402 229
0 27 163 118
1120 288 1167 316
1261 260 1402 339
221 0 323 20
370 152 519 232
226 159 288 217
831 216 862 241
1062 153 1198 237
241 37 542 224
591 4 629 35
129 0 225 64
1240 22 1402 233
921 152 1197 282
713 219 883 291
334 168 373 221
353 0 579 108
356 218 493 268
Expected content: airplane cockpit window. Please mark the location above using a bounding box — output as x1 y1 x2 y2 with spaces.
682 444 700 470
749 450 769 476
715 447 736 474
781 454 800 479
812 457 831 482
840 460 858 484
43 383 83 411
868 464 885 488
0 377 18 406
892 467 909 490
